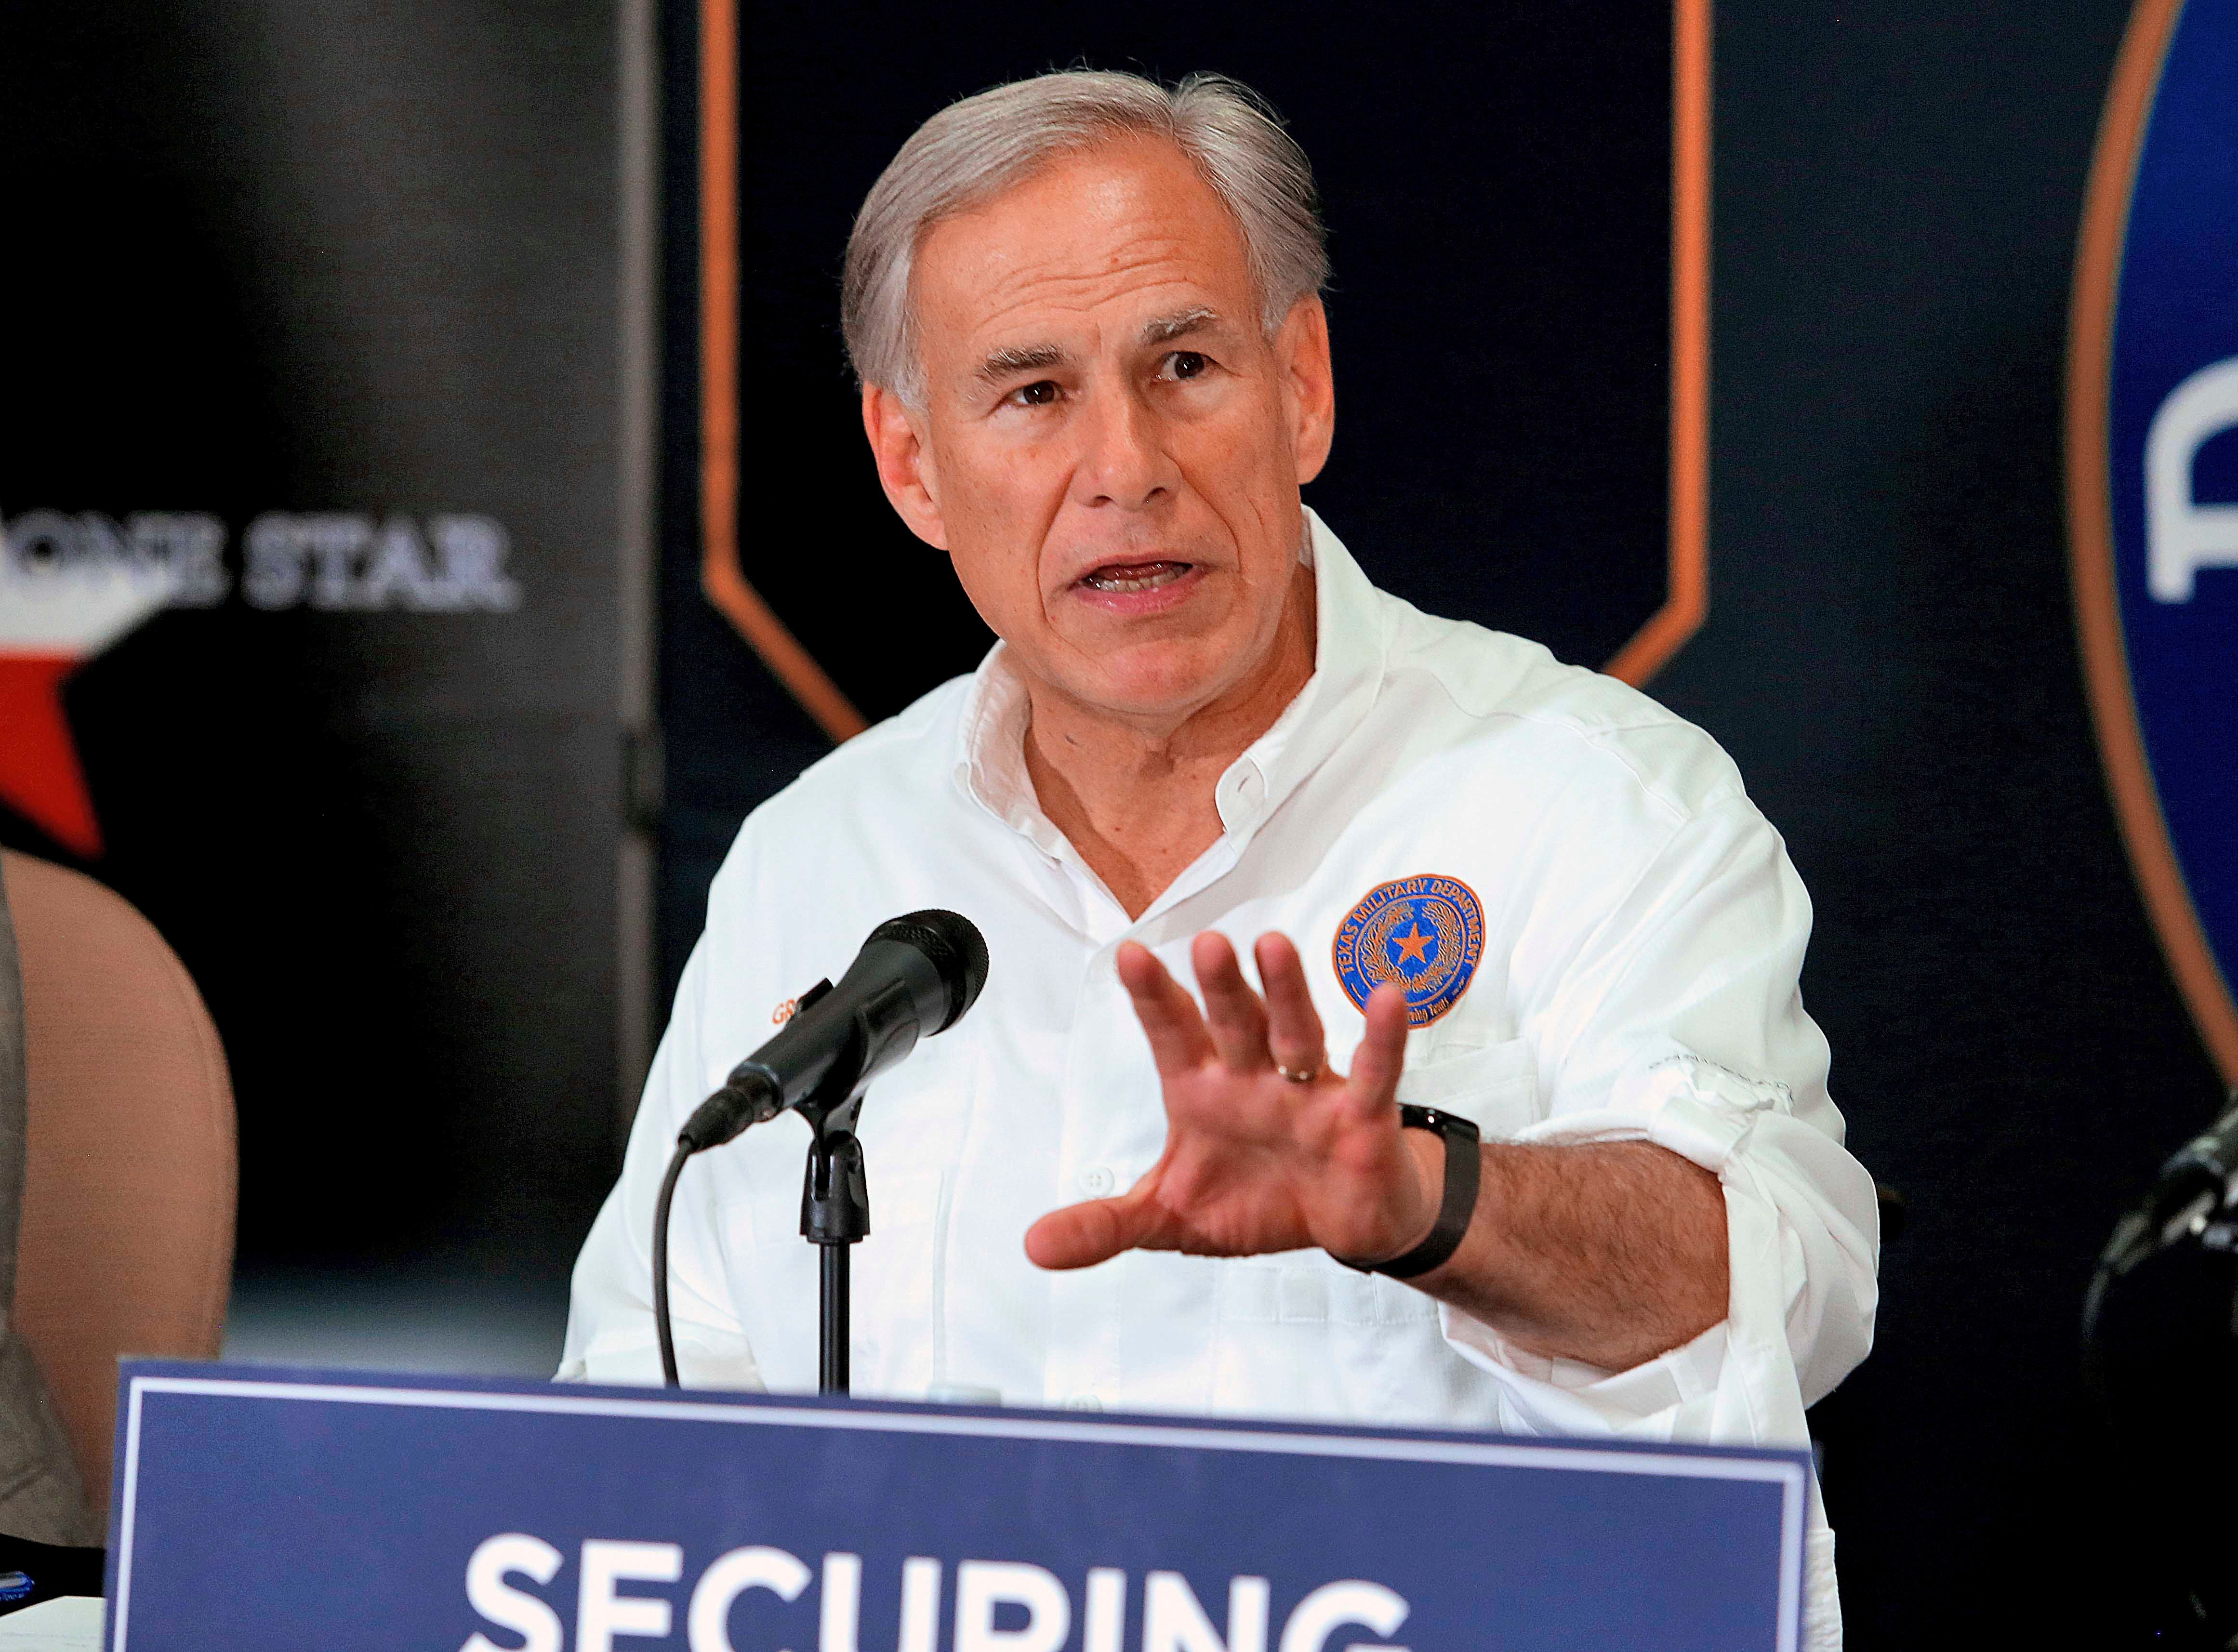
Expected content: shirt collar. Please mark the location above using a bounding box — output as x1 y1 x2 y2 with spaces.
952 507 1387 849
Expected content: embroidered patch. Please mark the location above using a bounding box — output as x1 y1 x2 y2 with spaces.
1331 874 1485 1028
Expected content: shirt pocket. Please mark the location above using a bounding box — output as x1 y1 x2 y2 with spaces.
1202 1043 1533 1422
1201 1041 1538 1424
1210 1251 1486 1424
1394 1036 1539 1139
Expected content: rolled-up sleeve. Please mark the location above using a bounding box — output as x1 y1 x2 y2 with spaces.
1434 788 1876 1648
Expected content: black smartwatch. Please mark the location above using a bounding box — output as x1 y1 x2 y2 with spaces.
1334 1104 1482 1279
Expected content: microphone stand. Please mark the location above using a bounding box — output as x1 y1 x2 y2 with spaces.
794 1084 870 1396
650 911 986 1398
651 976 874 1397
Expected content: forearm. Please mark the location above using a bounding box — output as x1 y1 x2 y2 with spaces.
1401 1136 1729 1372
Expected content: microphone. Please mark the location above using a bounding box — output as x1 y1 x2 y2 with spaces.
2099 1088 2238 1275
653 909 987 1388
676 910 990 1153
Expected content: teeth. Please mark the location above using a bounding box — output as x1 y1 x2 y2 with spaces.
1084 562 1187 594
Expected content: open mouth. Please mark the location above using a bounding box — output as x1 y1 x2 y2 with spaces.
1078 559 1194 594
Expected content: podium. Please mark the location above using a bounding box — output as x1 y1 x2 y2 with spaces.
104 1360 1807 1650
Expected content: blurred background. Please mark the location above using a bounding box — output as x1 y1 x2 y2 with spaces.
2 0 2234 1643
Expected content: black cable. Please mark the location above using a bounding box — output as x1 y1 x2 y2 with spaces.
652 1140 693 1388
2080 1262 2116 1414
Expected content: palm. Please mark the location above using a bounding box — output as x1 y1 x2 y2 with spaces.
1024 932 1432 1270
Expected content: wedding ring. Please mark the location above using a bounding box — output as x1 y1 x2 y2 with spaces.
1275 1062 1322 1084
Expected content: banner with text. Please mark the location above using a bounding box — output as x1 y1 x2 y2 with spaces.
106 1361 1806 1652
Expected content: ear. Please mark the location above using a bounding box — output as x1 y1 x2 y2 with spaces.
861 383 950 550
1275 295 1336 487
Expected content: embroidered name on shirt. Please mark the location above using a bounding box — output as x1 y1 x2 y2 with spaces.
1332 873 1485 1028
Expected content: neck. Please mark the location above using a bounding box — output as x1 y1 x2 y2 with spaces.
1021 561 1318 919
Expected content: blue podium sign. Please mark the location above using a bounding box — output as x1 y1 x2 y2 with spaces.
106 1361 1807 1652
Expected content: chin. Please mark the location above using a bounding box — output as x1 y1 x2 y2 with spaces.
1071 643 1245 723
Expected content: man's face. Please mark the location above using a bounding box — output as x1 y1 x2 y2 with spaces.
863 136 1334 732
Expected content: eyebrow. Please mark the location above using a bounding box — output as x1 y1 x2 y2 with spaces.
1139 306 1220 346
972 307 1228 388
975 343 1069 386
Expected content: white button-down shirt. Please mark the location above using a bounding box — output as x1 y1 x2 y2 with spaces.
563 512 1877 1647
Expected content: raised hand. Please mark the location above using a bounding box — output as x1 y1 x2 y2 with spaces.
1023 929 1439 1271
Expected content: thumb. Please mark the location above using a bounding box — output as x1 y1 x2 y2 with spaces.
1345 981 1411 1109
1024 1195 1146 1271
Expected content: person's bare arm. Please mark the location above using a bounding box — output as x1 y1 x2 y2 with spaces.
1395 1132 1726 1370
1024 932 1728 1372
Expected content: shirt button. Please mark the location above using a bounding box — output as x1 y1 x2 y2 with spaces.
1077 1166 1115 1197
1066 1394 1103 1412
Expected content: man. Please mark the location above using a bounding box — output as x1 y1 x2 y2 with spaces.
564 69 1876 1644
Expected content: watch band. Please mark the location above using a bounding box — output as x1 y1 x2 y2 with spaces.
1335 1104 1482 1279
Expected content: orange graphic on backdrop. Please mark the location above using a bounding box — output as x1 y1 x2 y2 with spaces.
696 0 1714 732
2066 0 2238 1084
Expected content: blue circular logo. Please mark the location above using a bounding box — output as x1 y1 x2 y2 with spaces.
2073 0 2238 1080
1331 874 1485 1028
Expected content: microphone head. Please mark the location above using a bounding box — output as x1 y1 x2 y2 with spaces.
871 909 989 1033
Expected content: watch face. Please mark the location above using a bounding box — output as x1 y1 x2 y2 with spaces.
1400 1104 1480 1141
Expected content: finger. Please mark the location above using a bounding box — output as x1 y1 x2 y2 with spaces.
1254 932 1329 1077
1346 980 1411 1111
1024 1193 1155 1271
1115 941 1215 1078
1192 931 1271 1075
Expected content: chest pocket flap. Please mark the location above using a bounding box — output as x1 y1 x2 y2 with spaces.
1393 1038 1538 1138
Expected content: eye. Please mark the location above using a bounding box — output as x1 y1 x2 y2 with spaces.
1010 380 1060 407
1166 351 1209 380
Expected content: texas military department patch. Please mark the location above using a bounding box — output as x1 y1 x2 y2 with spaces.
1332 874 1486 1028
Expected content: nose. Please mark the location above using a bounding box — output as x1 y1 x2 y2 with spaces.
1072 383 1179 512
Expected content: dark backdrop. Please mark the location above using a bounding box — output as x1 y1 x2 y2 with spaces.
5 0 2227 1641
0 2 627 1271
656 0 1675 999
1654 2 2227 1644
658 1 2235 1645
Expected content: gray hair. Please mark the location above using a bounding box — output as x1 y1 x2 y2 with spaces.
842 69 1329 405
